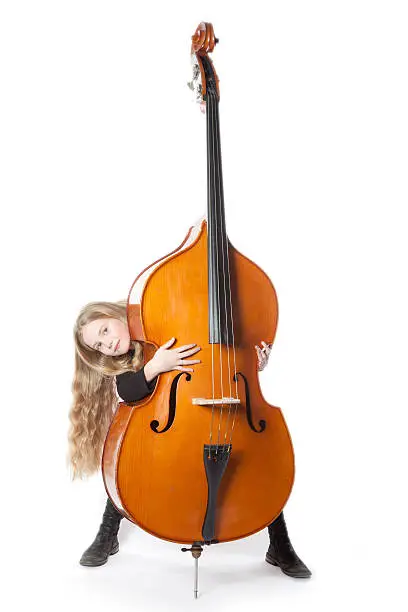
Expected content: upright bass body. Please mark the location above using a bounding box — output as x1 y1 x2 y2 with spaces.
103 216 295 544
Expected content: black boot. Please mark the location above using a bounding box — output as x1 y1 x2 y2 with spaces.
266 512 311 578
79 498 124 567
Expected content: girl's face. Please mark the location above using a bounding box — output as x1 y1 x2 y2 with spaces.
82 317 131 356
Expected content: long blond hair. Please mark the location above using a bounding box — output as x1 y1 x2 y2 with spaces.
68 299 144 479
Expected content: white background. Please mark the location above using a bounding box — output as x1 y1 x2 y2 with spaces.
1 1 407 611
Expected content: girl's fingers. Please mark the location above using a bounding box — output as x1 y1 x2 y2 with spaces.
179 346 201 357
257 341 272 353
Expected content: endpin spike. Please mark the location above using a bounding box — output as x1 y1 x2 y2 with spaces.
194 557 199 599
181 542 203 599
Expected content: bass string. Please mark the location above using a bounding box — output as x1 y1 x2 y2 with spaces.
210 89 225 452
212 90 241 447
212 91 241 447
208 89 224 455
207 88 216 455
211 90 235 448
207 89 240 454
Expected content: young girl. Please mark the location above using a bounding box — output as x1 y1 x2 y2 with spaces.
68 299 311 578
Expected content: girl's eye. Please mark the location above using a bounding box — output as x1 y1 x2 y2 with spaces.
96 328 108 350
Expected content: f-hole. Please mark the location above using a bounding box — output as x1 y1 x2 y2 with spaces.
233 372 266 433
150 372 191 434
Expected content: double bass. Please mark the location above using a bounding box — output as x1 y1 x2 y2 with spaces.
102 21 295 596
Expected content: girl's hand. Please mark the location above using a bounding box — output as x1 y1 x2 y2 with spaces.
255 341 272 372
150 337 202 375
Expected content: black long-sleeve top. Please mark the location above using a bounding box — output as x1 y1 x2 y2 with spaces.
115 348 158 402
116 366 157 402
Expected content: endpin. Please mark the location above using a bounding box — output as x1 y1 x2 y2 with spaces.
181 542 203 599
